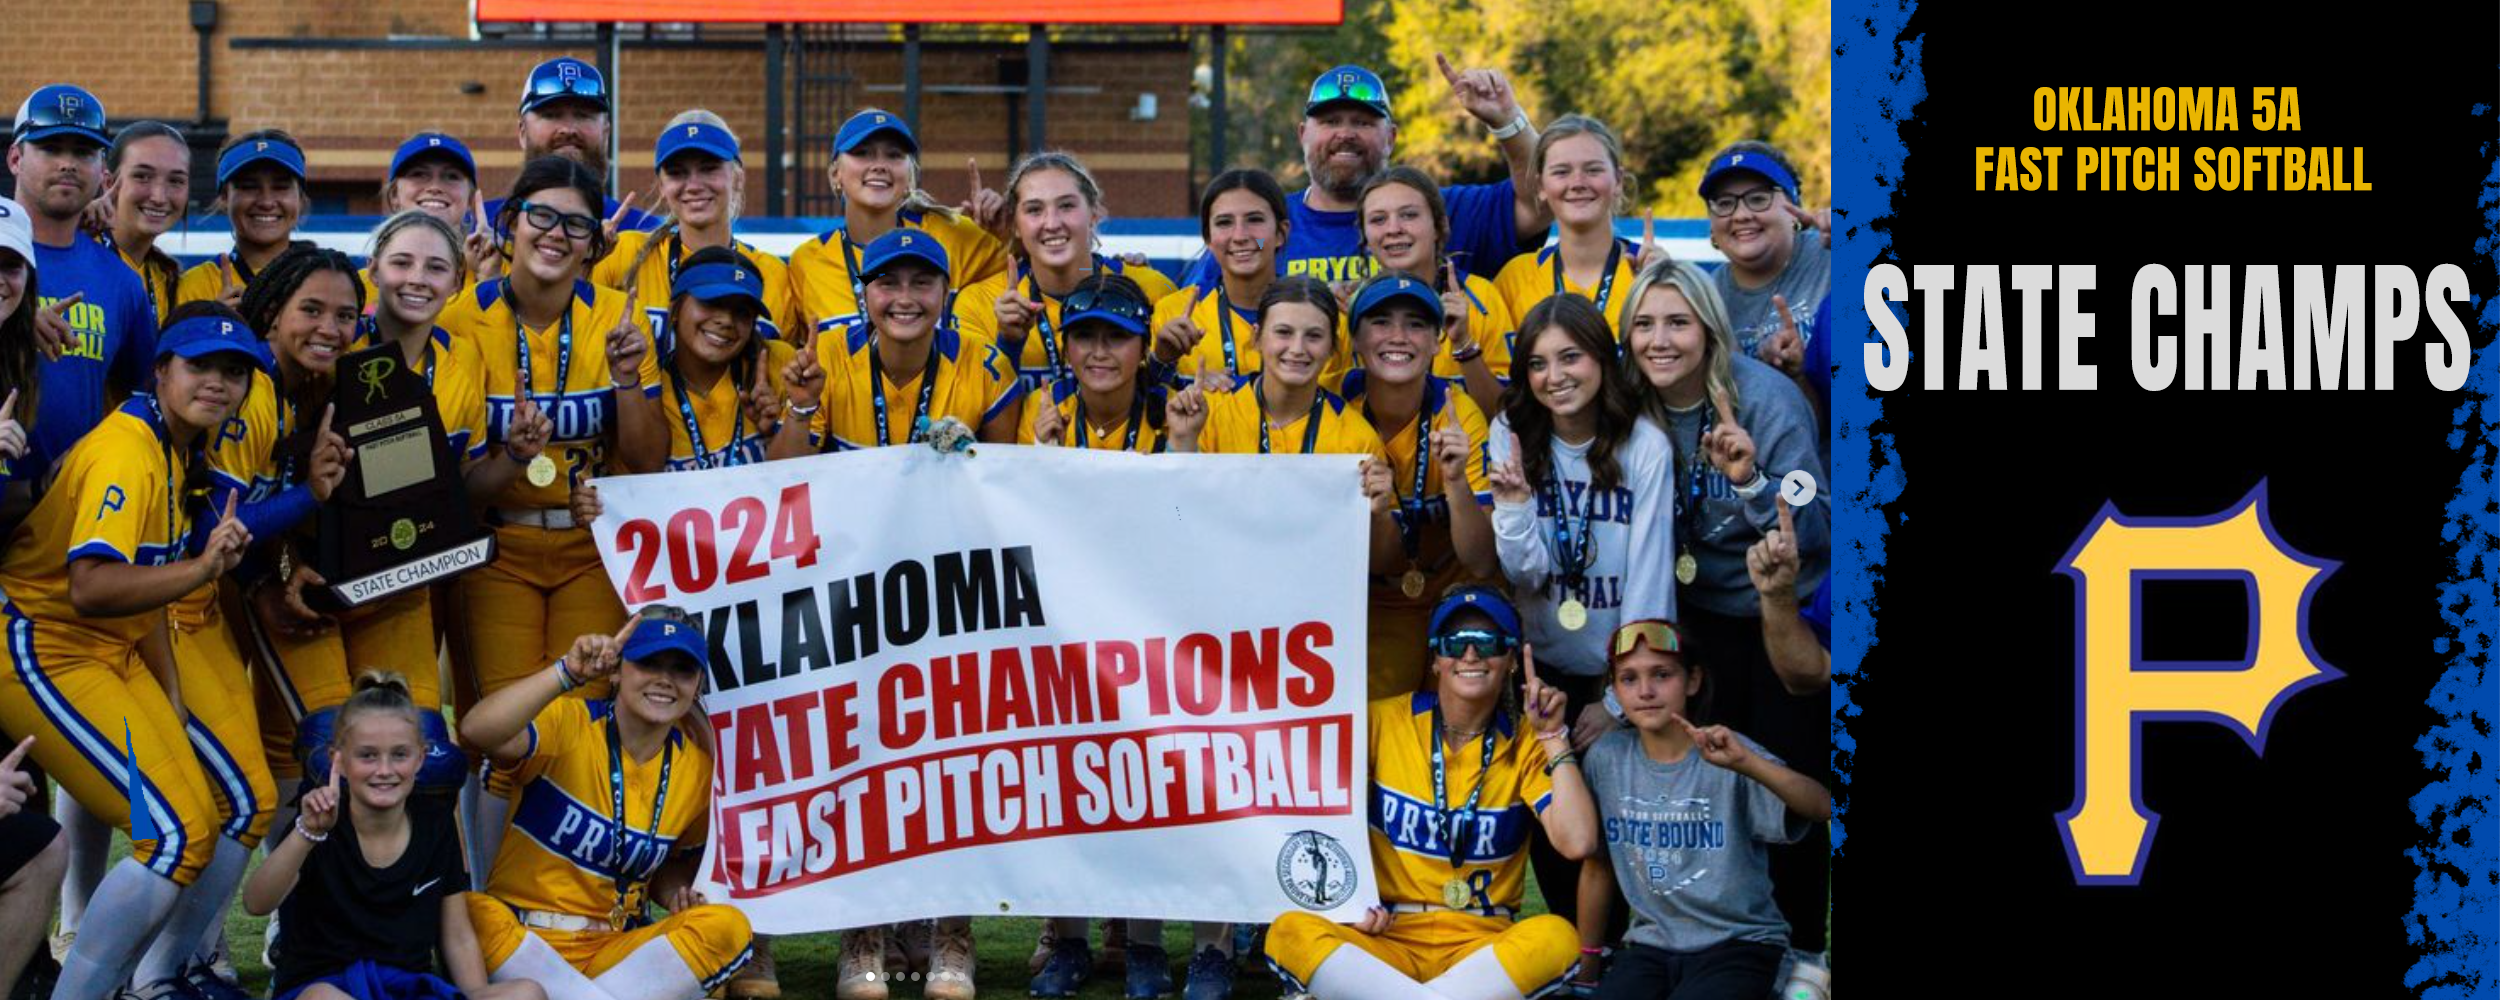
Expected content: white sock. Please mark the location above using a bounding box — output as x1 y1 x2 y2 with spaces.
491 931 616 1000
1304 944 1439 1000
52 860 181 1000
134 836 249 985
589 933 709 1000
459 773 481 888
54 796 108 935
473 788 511 888
1420 944 1525 1000
1125 919 1164 950
1193 922 1233 958
1048 917 1088 942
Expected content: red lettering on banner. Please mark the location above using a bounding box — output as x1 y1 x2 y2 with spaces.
1142 637 1172 716
720 496 770 584
987 648 1037 731
1031 644 1094 726
880 664 925 748
717 716 1355 899
1285 621 1336 708
733 704 785 793
1172 632 1223 716
1094 641 1140 721
618 519 666 602
1229 628 1279 713
823 683 861 769
771 694 820 784
932 652 979 740
611 483 826 602
665 507 720 593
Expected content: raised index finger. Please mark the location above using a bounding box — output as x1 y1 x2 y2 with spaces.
46 291 86 314
1711 389 1737 431
472 191 491 236
2 389 17 417
221 489 238 522
1435 52 1461 86
611 611 645 649
1781 200 1820 229
0 735 32 773
610 192 637 227
967 157 984 194
1772 294 1796 333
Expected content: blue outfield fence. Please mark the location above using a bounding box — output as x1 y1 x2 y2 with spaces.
151 215 1725 283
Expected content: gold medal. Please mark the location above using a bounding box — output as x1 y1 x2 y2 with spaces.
1675 553 1699 585
1557 598 1588 631
1400 568 1427 599
527 453 558 488
1441 877 1471 910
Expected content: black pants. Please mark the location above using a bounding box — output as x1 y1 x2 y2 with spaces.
1593 940 1784 1000
1682 605 1829 954
1519 668 1628 944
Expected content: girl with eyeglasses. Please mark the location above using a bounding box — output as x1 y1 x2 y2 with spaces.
1570 620 1829 1000
177 130 311 310
787 109 1010 336
964 151 1179 396
1494 116 1643 342
1695 141 1829 359
1263 586 1594 1000
1358 166 1515 416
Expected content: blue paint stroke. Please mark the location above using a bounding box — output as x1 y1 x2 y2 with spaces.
2414 98 2498 1000
1827 2 1920 852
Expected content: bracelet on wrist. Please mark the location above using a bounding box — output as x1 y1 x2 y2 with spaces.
294 816 330 843
1578 946 1605 956
1450 343 1484 363
553 657 582 693
786 401 821 417
1543 750 1580 775
1488 110 1532 140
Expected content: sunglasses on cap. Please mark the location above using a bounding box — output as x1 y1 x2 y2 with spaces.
13 88 107 145
1307 72 1388 113
514 200 598 241
1430 628 1520 660
524 66 607 108
1065 284 1150 323
1610 620 1683 658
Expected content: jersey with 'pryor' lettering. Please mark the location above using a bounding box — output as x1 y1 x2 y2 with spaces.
440 277 660 507
487 696 712 920
1367 692 1552 912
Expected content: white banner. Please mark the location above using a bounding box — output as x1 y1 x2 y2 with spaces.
589 444 1376 932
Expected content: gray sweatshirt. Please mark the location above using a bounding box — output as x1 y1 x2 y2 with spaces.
1587 727 1808 953
1716 231 1829 356
1654 355 1829 618
1489 415 1676 677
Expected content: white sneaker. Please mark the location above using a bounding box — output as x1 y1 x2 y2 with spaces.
1780 950 1831 1000
834 927 889 1000
923 920 975 1000
46 930 72 963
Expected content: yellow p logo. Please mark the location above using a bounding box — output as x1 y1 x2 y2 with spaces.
2054 483 2339 884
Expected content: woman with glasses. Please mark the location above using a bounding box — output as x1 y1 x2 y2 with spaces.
1263 586 1593 1000
788 110 1009 336
1358 166 1514 416
1570 620 1829 1000
961 151 1178 396
440 156 666 878
596 112 802 351
1696 142 1828 357
177 130 311 309
1493 116 1642 341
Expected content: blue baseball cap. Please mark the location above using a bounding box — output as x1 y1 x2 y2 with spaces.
390 132 476 181
520 57 608 115
1428 585 1522 639
155 314 274 372
1349 274 1444 327
834 110 916 156
671 260 767 315
1697 149 1800 204
656 122 741 170
216 136 307 189
12 84 109 148
857 228 949 282
621 616 708 672
1305 65 1392 119
1061 281 1151 337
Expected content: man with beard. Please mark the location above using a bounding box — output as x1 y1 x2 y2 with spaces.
1183 60 1546 291
6 84 157 487
482 57 659 253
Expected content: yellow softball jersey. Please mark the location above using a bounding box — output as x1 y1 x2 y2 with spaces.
591 232 803 352
1195 376 1385 460
787 209 1011 334
488 696 714 921
0 400 196 649
1492 239 1641 343
1367 692 1554 913
659 340 794 470
118 245 178 326
1017 381 1167 455
1148 284 1352 389
803 323 1023 451
954 256 1180 394
440 279 660 507
1433 273 1518 382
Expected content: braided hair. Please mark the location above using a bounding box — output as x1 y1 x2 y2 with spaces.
237 245 363 475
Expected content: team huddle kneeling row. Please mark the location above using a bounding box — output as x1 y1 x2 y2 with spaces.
0 49 1832 1000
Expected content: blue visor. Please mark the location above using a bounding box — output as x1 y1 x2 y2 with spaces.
672 260 767 315
155 315 273 372
657 122 741 170
520 57 608 115
621 617 708 672
390 132 475 181
1698 150 1800 204
216 138 307 189
1305 65 1391 118
1061 282 1151 337
834 110 917 156
858 228 949 282
1350 275 1444 327
1427 585 1523 640
12 84 108 147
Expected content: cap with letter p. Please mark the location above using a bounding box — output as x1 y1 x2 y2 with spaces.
1349 274 1445 327
834 109 917 156
1697 149 1800 205
390 132 476 181
858 229 950 283
12 84 109 148
1305 65 1392 120
671 260 767 316
519 57 609 116
1428 585 1522 639
622 616 708 674
216 136 307 189
156 314 275 373
656 122 741 170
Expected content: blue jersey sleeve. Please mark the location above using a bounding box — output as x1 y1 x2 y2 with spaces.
1441 178 1528 283
110 277 160 395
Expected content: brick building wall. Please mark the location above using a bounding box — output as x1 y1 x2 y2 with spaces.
1 0 1195 218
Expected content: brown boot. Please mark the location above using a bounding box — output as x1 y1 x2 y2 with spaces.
726 935 779 1000
834 927 889 1000
1093 918 1129 977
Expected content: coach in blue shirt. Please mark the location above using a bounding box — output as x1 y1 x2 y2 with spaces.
1185 60 1549 290
7 83 157 488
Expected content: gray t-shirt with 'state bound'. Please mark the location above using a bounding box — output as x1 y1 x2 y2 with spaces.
1585 727 1810 953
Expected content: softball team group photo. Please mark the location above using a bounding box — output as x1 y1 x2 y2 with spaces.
0 41 1833 1000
